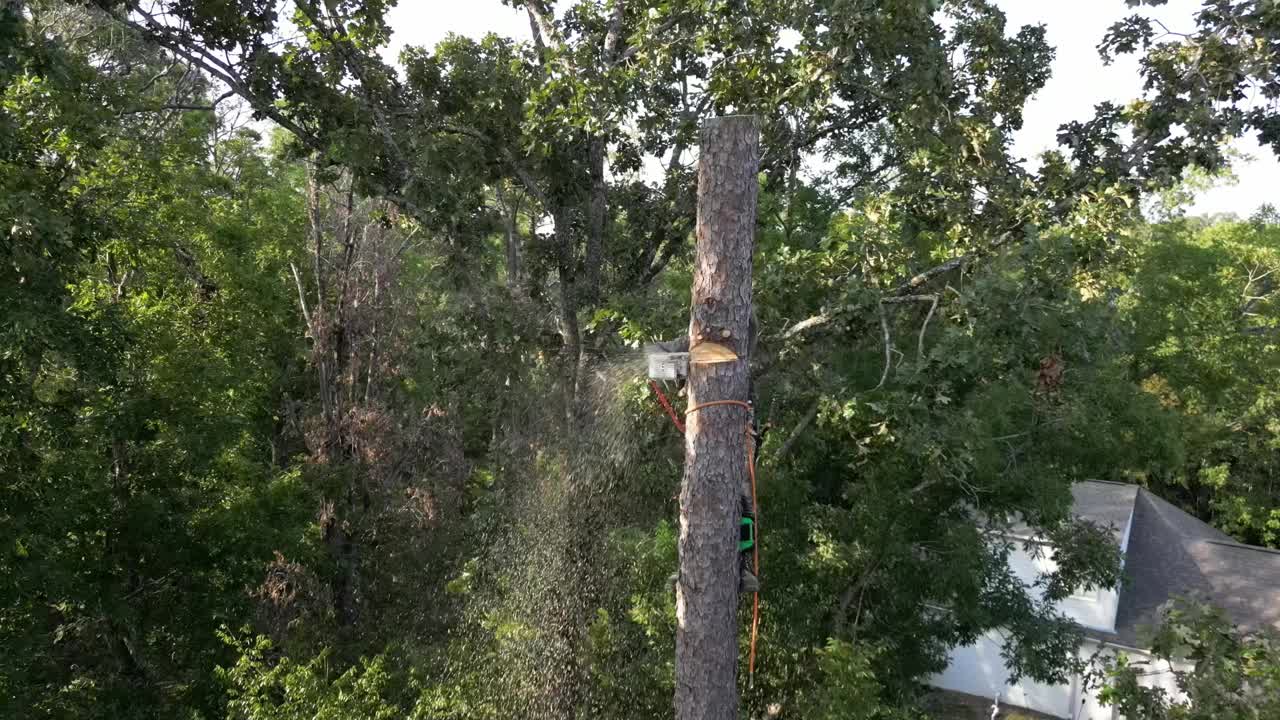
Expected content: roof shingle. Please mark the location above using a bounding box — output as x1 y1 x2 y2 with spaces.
1081 486 1280 647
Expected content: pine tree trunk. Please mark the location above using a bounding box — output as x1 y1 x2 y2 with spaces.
675 115 760 720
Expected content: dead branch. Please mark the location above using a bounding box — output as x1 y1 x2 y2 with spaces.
875 303 892 390
772 400 820 465
780 230 1016 342
882 294 939 362
289 262 313 330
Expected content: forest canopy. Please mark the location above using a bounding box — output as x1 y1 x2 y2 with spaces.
2 1 1279 718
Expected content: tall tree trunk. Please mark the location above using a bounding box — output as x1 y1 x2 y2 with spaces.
584 136 607 304
107 437 149 684
675 115 760 720
582 0 623 304
498 184 523 295
305 172 365 628
553 205 581 421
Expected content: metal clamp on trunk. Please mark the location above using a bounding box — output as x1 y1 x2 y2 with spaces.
739 513 755 552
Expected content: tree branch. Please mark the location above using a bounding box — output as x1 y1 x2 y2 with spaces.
602 0 625 62
526 5 547 55
780 230 1017 342
874 303 892 390
289 262 313 330
296 1 406 161
111 3 324 152
882 294 939 362
771 400 820 465
523 0 561 49
613 14 681 65
429 123 548 208
121 88 235 115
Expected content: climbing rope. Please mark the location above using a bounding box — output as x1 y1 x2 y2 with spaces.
743 414 761 686
650 388 763 684
649 380 686 434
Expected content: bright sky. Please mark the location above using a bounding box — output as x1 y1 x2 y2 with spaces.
382 0 1278 218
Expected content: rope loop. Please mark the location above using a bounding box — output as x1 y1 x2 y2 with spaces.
685 399 751 416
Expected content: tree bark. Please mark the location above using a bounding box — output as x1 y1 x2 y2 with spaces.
584 136 607 303
497 184 523 295
552 205 581 420
675 115 760 720
582 0 624 302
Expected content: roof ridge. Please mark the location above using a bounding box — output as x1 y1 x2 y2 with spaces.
1202 538 1280 557
1137 488 1234 542
1079 479 1134 487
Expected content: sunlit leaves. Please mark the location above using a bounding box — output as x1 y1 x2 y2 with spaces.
1092 598 1280 720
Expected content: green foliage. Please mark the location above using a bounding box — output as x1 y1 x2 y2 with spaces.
4 1 1280 719
1100 1 1280 174
801 640 922 720
2 8 314 717
1092 598 1280 720
1116 220 1280 545
220 633 402 720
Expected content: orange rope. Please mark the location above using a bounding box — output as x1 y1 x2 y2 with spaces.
746 426 761 684
685 398 760 684
649 380 686 433
684 399 751 415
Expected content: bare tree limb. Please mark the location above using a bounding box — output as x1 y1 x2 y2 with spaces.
882 294 939 362
779 230 1017 342
121 88 235 115
875 303 892 390
771 400 820 465
918 294 939 363
781 313 831 341
289 262 313 330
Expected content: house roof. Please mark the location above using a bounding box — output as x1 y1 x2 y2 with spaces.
1005 481 1138 544
1079 485 1280 647
1070 480 1139 545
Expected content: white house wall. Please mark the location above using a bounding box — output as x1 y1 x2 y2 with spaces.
930 634 1190 719
929 629 1078 718
1005 544 1122 633
930 506 1148 718
1073 644 1191 720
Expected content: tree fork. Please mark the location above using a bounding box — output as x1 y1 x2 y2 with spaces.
675 115 760 720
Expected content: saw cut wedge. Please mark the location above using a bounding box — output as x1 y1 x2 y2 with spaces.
689 341 739 364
